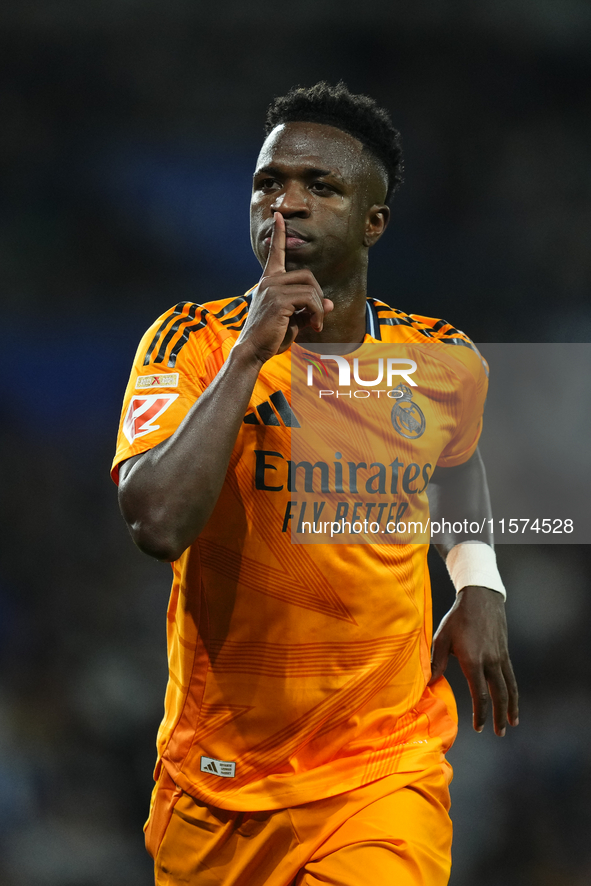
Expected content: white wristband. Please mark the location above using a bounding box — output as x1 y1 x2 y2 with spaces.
446 541 506 600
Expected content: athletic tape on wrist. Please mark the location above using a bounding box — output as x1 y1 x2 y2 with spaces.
446 541 506 600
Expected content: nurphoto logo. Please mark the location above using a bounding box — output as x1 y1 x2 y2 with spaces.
305 354 417 398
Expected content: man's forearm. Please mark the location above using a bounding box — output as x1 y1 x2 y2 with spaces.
427 448 493 559
427 449 518 734
118 342 264 561
118 215 331 561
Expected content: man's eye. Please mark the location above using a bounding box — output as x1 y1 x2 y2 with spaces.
258 178 279 191
311 182 333 194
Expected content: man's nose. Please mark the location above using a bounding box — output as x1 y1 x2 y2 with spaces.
271 182 310 217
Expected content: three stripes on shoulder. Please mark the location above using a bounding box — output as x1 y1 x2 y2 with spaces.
244 391 301 428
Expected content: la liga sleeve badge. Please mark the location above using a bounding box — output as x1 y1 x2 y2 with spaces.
123 393 179 443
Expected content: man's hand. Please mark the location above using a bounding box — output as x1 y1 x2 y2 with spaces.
237 212 334 363
118 215 334 561
429 586 519 736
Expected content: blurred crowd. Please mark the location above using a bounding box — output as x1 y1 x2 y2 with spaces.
1 2 590 884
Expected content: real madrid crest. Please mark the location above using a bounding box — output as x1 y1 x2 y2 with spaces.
390 384 426 439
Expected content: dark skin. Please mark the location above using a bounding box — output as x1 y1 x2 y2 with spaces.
118 120 518 737
428 450 519 735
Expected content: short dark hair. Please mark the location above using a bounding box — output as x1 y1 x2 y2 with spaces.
264 81 403 203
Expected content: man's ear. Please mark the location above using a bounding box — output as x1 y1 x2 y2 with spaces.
363 204 390 247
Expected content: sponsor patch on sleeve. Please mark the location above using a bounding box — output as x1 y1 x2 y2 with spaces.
200 756 236 778
135 373 179 389
123 394 179 444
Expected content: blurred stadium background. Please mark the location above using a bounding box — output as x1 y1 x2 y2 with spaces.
1 1 590 884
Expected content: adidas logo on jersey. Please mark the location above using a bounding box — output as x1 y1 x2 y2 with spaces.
244 391 301 428
200 756 236 778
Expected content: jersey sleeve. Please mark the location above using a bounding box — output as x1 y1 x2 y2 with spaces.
111 302 218 484
436 345 488 467
407 316 489 469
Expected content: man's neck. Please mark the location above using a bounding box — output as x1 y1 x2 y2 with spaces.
297 272 368 346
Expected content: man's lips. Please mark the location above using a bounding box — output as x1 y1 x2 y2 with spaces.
285 235 308 249
263 227 311 249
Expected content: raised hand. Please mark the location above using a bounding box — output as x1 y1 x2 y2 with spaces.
237 212 333 364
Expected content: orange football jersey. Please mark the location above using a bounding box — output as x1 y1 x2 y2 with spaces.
112 293 488 812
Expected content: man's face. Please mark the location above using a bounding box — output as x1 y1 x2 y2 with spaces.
250 121 388 286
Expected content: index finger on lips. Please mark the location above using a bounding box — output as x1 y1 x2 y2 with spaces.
264 212 286 276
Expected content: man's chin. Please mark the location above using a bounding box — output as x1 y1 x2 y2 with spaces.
285 253 315 273
285 260 310 272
